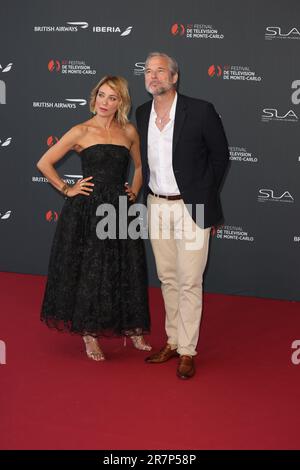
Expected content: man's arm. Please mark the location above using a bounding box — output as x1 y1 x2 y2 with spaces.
135 106 142 133
203 103 230 188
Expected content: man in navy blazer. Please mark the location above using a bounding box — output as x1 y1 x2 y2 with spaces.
136 52 229 379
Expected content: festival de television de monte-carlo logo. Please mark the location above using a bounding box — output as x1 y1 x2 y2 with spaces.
47 59 97 75
207 64 262 82
170 23 224 39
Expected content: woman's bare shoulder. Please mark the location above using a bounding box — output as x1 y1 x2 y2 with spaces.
71 120 93 134
124 122 138 140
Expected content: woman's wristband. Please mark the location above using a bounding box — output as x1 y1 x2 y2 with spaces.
61 182 70 197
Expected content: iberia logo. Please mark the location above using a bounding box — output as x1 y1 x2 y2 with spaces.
46 210 59 222
48 60 61 72
171 24 185 36
47 136 59 147
208 65 222 77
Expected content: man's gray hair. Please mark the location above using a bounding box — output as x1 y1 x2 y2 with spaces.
145 52 179 76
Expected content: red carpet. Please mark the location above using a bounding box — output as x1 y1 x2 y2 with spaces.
0 271 299 450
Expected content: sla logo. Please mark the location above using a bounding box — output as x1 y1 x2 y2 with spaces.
0 210 11 219
0 137 12 147
48 60 61 72
291 340 300 365
265 26 300 40
171 24 185 36
262 108 298 122
47 136 59 147
133 62 145 76
46 210 59 222
208 65 222 77
291 80 300 105
258 189 294 203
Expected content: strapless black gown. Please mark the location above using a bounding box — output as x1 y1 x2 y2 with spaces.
41 144 150 337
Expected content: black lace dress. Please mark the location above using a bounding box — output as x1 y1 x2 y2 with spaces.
41 144 150 337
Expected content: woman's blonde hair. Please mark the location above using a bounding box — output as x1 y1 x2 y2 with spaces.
89 75 131 127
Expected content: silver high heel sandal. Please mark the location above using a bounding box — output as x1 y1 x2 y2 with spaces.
83 335 105 361
130 335 152 351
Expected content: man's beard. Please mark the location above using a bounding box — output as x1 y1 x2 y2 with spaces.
146 81 174 96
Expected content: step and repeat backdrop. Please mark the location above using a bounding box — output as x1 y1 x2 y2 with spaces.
0 0 299 300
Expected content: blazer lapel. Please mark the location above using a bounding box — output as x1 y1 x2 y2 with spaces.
139 100 152 165
173 94 187 154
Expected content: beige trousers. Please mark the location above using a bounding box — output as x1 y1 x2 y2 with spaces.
148 194 210 356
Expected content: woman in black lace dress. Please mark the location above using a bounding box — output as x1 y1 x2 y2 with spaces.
37 76 151 361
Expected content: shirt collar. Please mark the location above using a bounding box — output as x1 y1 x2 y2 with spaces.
150 92 178 119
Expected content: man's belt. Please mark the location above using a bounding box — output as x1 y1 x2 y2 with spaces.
148 188 182 200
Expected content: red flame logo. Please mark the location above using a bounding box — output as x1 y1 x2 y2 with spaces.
208 65 222 77
48 60 61 72
171 24 185 36
46 211 58 222
47 136 59 147
211 225 223 237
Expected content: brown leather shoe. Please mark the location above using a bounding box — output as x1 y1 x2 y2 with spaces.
145 344 179 363
177 355 195 379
